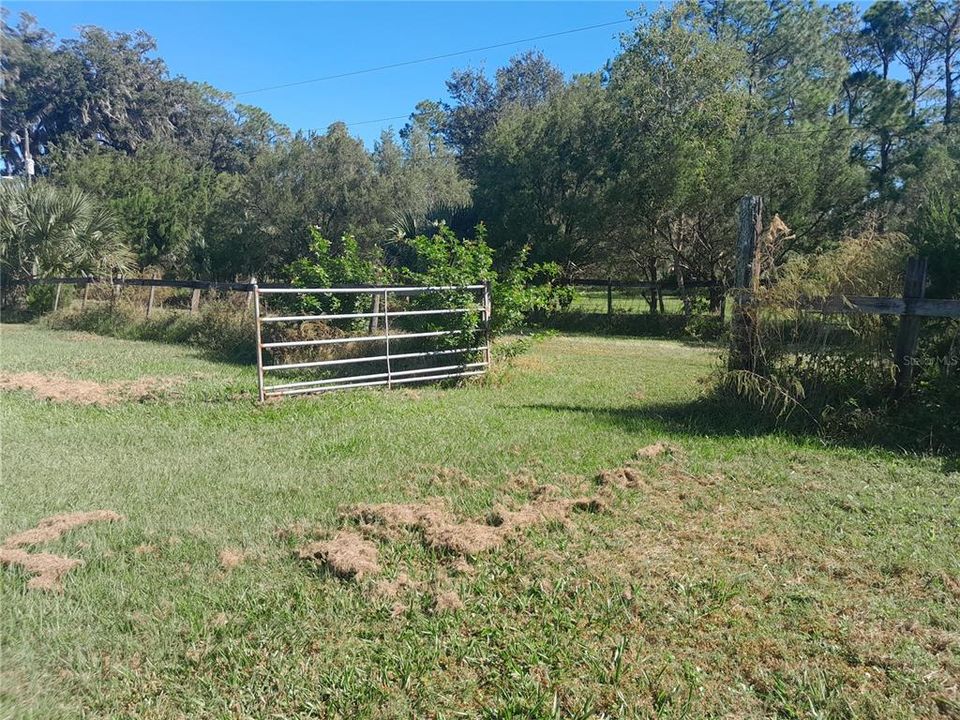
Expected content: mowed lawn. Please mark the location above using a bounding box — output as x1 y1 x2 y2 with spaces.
1 323 957 719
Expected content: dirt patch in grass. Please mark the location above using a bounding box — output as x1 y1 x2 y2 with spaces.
298 531 380 581
4 510 123 547
218 548 246 571
0 510 122 591
0 372 175 406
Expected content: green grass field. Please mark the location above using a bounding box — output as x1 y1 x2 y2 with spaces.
1 323 957 719
568 289 687 315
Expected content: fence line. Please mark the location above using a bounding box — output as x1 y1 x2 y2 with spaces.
729 195 959 394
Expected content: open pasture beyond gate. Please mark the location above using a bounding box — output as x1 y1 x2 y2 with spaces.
1 323 958 719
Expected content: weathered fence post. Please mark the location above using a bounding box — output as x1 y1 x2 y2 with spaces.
607 280 613 317
80 282 89 309
246 275 256 313
190 288 201 314
894 256 928 397
52 282 63 312
146 273 158 318
369 292 380 333
729 196 763 372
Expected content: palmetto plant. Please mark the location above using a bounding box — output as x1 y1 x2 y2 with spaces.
0 181 135 280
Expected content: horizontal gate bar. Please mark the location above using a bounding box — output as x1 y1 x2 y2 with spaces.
391 362 486 377
391 369 486 386
257 285 484 295
261 311 379 323
264 354 389 371
265 368 486 396
386 345 487 361
260 328 468 349
267 378 392 395
260 306 482 323
263 344 488 372
263 362 487 393
385 307 482 317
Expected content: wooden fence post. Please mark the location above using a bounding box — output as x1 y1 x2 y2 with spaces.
52 282 63 312
729 195 763 372
190 288 201 314
607 280 613 316
81 282 89 309
369 292 380 333
246 276 256 313
894 256 928 397
146 273 158 318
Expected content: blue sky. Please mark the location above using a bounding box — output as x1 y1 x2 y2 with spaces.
7 1 640 146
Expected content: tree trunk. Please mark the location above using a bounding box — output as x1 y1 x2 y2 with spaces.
646 257 659 314
674 250 691 318
946 51 955 125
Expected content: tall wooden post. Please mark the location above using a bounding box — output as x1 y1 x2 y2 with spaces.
369 292 380 333
246 275 256 313
81 282 90 309
146 273 158 318
607 280 613 316
729 196 763 372
894 256 928 397
52 282 63 312
190 288 201 314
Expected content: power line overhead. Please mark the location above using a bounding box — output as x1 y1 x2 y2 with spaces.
235 19 631 96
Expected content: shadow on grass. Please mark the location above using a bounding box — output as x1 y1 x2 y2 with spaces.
520 395 960 462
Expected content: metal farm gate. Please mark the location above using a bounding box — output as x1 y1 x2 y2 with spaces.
253 284 491 400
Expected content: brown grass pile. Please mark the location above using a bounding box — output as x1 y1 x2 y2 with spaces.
0 510 123 591
349 489 606 557
298 531 380 580
3 510 123 547
0 372 173 406
0 548 84 591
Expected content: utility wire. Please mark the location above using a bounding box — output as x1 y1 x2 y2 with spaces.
236 18 632 96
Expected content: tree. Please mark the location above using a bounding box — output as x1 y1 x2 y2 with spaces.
473 75 610 272
862 1 910 79
442 50 563 177
0 181 134 280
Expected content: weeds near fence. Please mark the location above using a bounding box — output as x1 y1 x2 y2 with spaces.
717 219 960 452
44 297 257 364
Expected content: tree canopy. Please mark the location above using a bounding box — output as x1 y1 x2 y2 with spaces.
1 2 957 297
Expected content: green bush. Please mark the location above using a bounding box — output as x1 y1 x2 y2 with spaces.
25 284 75 315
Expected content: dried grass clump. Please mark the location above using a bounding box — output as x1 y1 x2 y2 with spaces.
349 491 606 558
0 372 173 406
298 531 380 581
0 510 123 591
